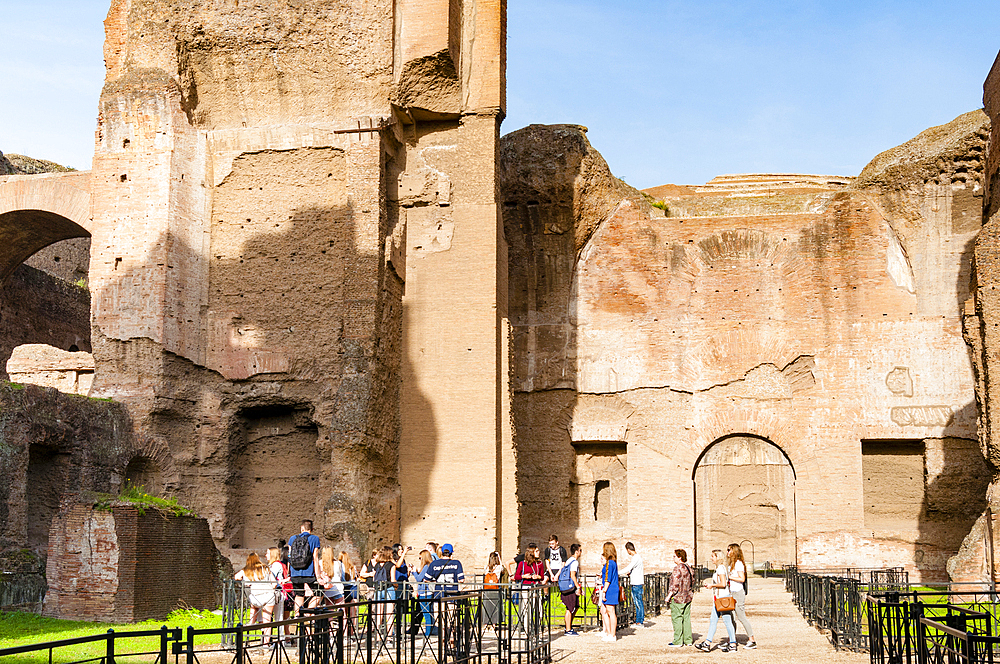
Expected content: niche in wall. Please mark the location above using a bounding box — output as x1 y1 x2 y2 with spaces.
571 442 627 530
26 444 71 558
228 405 321 549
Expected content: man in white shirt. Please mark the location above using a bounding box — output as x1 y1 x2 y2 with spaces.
621 541 646 626
544 535 567 583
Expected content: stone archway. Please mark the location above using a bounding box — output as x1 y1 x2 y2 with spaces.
693 434 796 569
0 172 92 283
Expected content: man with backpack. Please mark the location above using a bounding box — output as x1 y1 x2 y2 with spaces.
558 544 582 636
287 520 322 612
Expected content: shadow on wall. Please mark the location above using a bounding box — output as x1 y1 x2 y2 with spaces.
501 125 636 564
87 146 417 562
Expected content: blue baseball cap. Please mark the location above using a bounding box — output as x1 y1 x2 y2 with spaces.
441 543 454 554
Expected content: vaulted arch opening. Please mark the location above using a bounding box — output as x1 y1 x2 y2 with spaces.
693 434 796 568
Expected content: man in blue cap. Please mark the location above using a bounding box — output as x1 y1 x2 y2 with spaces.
422 543 465 597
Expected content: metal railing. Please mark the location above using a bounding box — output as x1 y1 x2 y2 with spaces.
785 565 1000 663
785 565 908 652
222 578 558 664
0 610 339 664
868 588 1000 664
1 568 679 664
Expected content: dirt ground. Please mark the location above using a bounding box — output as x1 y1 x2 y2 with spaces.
551 577 869 663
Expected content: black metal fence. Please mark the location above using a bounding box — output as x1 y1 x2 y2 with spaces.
868 588 1000 664
784 565 908 652
785 565 1000 663
0 569 681 664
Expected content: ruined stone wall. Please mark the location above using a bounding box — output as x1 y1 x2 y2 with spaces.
88 0 509 563
0 382 138 562
0 264 90 381
504 119 988 579
951 50 1000 584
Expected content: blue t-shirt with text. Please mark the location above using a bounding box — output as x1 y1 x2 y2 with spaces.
423 558 465 597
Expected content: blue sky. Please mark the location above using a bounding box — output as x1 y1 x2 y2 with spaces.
2 1 998 188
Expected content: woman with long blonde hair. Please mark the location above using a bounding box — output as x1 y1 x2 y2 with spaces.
234 552 276 627
339 551 359 634
696 549 737 652
412 549 437 636
482 551 505 629
726 543 756 649
598 542 619 642
317 546 345 606
266 547 292 641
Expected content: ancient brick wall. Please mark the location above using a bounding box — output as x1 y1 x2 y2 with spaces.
951 49 1000 584
44 504 223 621
503 119 989 580
87 0 510 564
0 264 90 380
44 504 119 620
0 383 136 561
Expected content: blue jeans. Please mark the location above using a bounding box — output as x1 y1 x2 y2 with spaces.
631 585 645 624
706 603 736 644
420 600 435 635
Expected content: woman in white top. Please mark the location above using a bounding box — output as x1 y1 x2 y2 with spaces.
266 547 292 643
695 549 737 652
234 552 276 628
317 546 345 605
726 543 757 649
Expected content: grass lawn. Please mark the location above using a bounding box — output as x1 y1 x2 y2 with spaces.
0 592 612 662
0 608 226 663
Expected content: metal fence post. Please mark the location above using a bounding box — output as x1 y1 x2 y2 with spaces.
159 625 168 664
106 628 115 664
235 622 244 664
187 625 196 664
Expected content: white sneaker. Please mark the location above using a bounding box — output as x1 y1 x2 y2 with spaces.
603 635 617 642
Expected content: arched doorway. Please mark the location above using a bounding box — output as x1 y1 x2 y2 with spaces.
693 434 796 569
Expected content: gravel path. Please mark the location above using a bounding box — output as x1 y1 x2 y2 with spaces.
550 577 870 663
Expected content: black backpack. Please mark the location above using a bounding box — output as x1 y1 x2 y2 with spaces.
374 562 391 583
289 534 313 570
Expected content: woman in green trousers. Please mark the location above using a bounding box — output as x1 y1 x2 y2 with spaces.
667 549 694 646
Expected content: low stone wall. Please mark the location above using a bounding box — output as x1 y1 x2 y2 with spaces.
45 503 227 622
7 344 95 395
0 382 134 558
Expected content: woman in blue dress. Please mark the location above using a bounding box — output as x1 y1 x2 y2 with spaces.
599 542 619 642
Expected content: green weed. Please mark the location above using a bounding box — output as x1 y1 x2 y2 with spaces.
93 483 197 518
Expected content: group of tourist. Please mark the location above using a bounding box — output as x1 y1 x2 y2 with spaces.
233 520 469 641
500 535 641 643
231 522 757 651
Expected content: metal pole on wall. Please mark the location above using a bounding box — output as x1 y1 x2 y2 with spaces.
692 480 698 568
987 506 996 598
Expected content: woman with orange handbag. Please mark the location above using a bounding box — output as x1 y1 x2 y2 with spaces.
695 549 737 652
